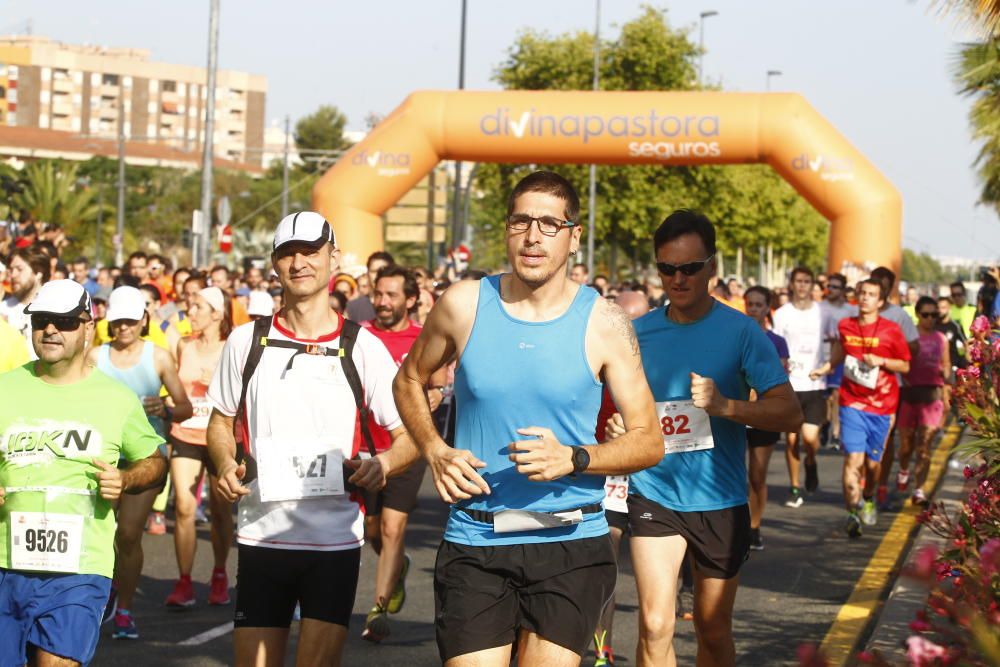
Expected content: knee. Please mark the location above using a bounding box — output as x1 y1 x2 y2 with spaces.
116 525 143 552
380 517 406 544
694 611 733 646
173 493 196 519
748 470 767 492
640 610 676 644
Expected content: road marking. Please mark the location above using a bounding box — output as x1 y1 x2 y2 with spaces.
819 423 962 666
178 621 235 646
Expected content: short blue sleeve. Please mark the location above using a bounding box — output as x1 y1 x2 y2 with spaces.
767 331 790 360
743 325 790 395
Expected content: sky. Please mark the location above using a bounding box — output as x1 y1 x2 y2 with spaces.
11 0 1000 260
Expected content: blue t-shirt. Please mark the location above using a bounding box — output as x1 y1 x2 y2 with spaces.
765 330 789 360
630 301 789 512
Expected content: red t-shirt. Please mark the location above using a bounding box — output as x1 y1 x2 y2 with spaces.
838 316 911 415
358 320 422 452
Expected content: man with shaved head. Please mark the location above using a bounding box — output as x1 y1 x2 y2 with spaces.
615 291 651 321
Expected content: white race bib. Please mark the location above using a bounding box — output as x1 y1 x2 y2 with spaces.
180 397 211 430
657 400 714 454
10 512 84 573
844 355 879 390
256 438 346 502
604 475 629 513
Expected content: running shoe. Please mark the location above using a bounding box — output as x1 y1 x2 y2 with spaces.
387 553 410 614
165 577 196 609
860 499 878 526
676 586 694 621
101 587 119 625
911 489 929 507
362 604 390 643
195 505 209 525
784 487 804 508
844 512 863 538
208 568 230 606
896 469 910 493
112 610 139 640
805 463 819 493
749 527 764 551
593 632 615 666
830 435 842 451
876 485 889 510
146 511 166 535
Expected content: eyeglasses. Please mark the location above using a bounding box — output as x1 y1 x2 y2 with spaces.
656 255 715 277
506 214 576 236
918 311 938 319
828 283 844 290
31 314 87 332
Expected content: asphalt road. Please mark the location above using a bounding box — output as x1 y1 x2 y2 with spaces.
92 440 902 666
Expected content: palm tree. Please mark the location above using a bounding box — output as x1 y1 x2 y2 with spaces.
13 160 106 252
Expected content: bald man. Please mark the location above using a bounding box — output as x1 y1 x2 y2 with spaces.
615 290 651 320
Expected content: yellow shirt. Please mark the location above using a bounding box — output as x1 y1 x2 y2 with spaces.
0 318 30 373
94 317 170 350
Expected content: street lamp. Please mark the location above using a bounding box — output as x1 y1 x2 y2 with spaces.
766 69 782 92
698 10 718 87
586 0 601 278
450 0 468 254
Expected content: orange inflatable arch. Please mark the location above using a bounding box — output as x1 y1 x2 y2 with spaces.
312 91 901 274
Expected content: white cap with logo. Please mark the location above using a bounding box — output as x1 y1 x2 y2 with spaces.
273 211 335 251
106 286 146 322
24 279 92 318
247 290 273 318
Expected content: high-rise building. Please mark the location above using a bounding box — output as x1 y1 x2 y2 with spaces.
0 35 266 167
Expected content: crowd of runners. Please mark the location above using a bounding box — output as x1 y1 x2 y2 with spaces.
1 170 999 667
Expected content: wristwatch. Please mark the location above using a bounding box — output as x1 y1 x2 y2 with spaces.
570 446 591 476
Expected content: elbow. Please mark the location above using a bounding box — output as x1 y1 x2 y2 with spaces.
174 402 194 422
635 432 665 472
783 402 806 434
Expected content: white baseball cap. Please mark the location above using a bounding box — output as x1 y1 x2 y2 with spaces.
24 279 92 317
106 286 147 322
247 290 273 318
273 211 335 251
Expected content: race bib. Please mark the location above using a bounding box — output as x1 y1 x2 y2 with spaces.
657 400 714 454
180 397 211 430
10 512 84 573
844 355 879 390
604 475 629 514
256 437 346 502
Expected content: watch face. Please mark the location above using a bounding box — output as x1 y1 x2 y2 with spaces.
573 447 590 471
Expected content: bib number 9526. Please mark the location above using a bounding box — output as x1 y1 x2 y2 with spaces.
24 528 70 553
10 512 84 573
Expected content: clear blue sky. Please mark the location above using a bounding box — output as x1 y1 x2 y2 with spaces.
12 0 1000 259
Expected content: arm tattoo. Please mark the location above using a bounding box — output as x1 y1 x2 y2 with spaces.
605 303 641 369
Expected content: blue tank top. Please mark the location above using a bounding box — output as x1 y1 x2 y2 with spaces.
97 342 166 438
444 275 607 546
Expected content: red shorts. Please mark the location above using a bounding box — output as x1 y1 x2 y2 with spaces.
898 399 944 429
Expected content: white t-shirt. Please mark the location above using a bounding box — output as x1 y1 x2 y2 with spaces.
0 296 36 361
773 301 838 392
207 315 403 551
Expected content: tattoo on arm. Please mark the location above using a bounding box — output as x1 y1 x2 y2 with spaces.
605 303 641 369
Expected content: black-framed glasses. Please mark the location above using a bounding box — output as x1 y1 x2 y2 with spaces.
656 255 715 277
505 214 576 236
31 314 87 332
918 311 938 319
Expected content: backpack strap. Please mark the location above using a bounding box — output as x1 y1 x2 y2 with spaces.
238 316 274 419
339 319 377 458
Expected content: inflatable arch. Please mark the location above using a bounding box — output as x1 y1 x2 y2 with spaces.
313 91 901 274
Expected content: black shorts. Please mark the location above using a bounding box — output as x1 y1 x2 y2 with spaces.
362 459 427 516
233 544 361 628
747 428 781 448
606 509 630 534
628 494 750 579
434 537 617 661
170 439 219 477
795 390 827 426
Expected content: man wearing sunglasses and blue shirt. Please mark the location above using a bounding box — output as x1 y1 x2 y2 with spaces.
0 280 166 667
605 209 802 667
395 170 662 667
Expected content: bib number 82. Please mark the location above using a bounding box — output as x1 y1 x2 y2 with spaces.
25 528 69 554
661 414 691 437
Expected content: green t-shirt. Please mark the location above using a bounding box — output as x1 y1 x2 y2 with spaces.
0 364 163 577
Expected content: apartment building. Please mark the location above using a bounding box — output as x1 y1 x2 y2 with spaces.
0 35 266 167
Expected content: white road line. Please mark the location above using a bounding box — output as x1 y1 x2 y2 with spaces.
178 621 234 646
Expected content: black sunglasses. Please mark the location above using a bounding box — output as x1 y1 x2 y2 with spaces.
918 311 938 319
31 314 87 332
656 255 715 277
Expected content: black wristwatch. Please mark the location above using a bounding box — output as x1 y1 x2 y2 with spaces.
570 446 591 476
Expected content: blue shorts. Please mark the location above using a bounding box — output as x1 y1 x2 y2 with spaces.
0 569 111 667
839 406 891 462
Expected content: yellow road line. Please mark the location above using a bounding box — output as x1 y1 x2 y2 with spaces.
819 423 963 666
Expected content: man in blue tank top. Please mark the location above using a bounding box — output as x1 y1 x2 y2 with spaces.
395 171 662 666
604 210 803 667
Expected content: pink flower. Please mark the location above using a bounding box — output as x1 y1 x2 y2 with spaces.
906 636 947 666
970 314 991 335
969 344 983 363
909 618 933 632
967 365 981 379
981 538 1000 575
795 643 828 667
906 545 939 580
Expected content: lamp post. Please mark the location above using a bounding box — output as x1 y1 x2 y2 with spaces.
698 10 718 87
197 0 221 267
450 0 468 253
766 69 782 92
586 0 601 278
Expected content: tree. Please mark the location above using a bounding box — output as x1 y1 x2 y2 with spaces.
468 7 828 278
901 248 948 285
294 105 350 173
13 160 105 256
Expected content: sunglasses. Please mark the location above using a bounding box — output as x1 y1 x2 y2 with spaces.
656 255 715 277
506 214 576 237
918 311 938 319
828 283 844 290
111 318 141 328
31 314 87 332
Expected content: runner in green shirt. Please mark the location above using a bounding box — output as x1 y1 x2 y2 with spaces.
0 280 165 667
